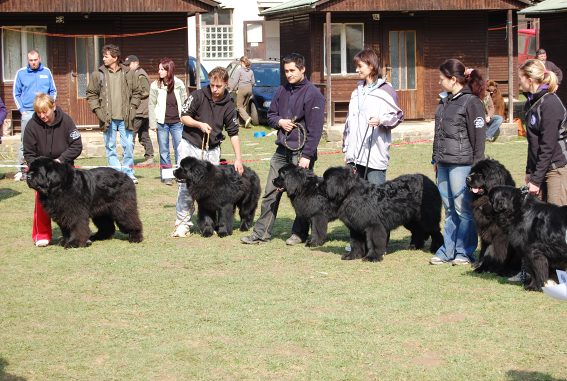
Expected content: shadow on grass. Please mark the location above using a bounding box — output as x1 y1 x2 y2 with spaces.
506 370 566 381
0 357 27 381
0 188 21 201
464 267 523 286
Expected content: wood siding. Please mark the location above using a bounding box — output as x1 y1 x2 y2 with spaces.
0 0 214 13
0 13 188 126
276 10 515 120
539 14 567 105
316 0 525 12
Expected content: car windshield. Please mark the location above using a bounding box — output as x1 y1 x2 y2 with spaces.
252 64 280 87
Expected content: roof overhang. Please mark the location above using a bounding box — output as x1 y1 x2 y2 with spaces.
519 0 567 15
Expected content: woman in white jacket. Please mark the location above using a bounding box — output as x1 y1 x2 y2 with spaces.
149 58 188 185
343 48 404 185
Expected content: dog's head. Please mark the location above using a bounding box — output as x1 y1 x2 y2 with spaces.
489 185 522 214
467 158 515 196
322 166 357 202
272 164 315 196
26 157 73 195
173 156 212 185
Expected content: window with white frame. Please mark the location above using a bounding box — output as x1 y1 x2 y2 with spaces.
76 36 104 98
201 9 233 59
2 26 48 81
389 30 416 90
324 23 364 75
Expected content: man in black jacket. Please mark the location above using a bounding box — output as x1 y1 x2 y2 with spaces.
241 52 325 245
537 48 563 85
172 67 244 237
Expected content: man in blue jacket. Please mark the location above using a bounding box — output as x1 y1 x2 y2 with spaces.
12 49 57 180
241 53 325 245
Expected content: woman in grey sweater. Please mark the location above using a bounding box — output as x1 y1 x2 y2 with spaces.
230 56 255 128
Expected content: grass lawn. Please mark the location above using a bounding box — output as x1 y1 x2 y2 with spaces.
0 128 566 381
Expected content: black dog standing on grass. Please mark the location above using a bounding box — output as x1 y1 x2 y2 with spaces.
272 164 339 247
322 166 443 261
466 158 520 275
490 186 567 291
173 156 261 237
26 157 143 248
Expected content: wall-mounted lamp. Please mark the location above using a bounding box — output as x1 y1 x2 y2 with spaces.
55 16 64 24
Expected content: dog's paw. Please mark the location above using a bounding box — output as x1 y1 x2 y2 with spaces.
201 228 215 238
128 233 143 243
341 253 356 260
217 230 229 238
305 239 323 247
362 254 384 262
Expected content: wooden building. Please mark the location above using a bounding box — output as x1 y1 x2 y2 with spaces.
262 0 531 121
0 0 218 127
519 0 567 105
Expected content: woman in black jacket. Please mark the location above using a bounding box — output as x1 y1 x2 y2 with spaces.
520 59 567 206
23 93 83 247
430 59 486 266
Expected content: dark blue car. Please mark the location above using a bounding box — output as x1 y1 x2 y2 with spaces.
187 56 209 92
227 59 280 126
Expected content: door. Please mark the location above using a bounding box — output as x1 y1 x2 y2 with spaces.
68 36 103 127
244 21 265 59
382 23 424 119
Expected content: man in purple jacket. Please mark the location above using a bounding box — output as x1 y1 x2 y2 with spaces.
241 53 325 245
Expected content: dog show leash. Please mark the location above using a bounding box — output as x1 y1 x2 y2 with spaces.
282 116 307 152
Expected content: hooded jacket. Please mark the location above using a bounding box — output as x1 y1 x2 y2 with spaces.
23 107 83 165
180 86 239 149
13 62 57 113
86 64 141 131
268 77 325 160
432 86 485 165
524 87 567 186
343 79 404 170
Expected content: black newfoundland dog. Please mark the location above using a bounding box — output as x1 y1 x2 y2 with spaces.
466 158 520 275
490 186 567 291
26 157 143 248
322 167 443 262
173 156 261 237
272 164 339 247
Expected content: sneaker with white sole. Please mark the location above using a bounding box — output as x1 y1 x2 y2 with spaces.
35 239 49 247
429 256 449 265
14 172 25 182
130 176 139 184
452 257 472 266
171 224 191 237
345 244 352 252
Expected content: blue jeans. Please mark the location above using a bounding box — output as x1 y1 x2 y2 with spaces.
435 164 477 262
157 122 183 173
104 119 135 178
486 115 503 139
350 163 386 186
17 111 34 171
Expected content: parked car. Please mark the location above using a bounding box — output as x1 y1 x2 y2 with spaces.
187 56 209 92
226 59 280 126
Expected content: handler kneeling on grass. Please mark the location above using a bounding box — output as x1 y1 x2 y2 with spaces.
241 52 325 245
172 67 244 238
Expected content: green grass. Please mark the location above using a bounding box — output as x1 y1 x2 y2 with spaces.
1 129 566 381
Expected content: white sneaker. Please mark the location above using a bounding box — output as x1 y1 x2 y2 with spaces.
345 244 352 252
130 176 139 184
171 224 191 237
14 172 24 182
35 239 49 247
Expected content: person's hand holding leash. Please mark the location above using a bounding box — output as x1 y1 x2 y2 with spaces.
279 118 296 132
199 122 212 134
298 157 310 169
368 116 381 127
233 158 244 175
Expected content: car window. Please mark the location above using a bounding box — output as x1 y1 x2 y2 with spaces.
252 64 280 87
